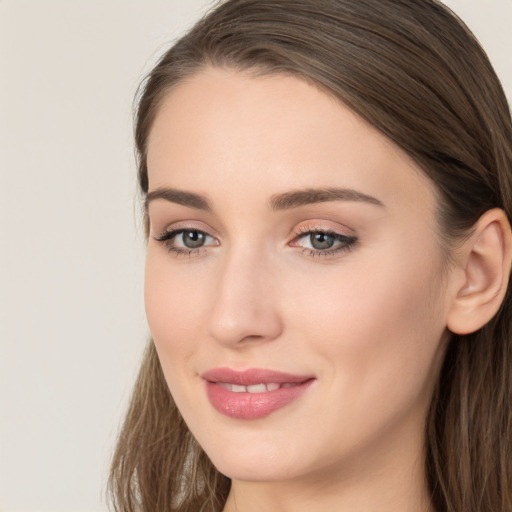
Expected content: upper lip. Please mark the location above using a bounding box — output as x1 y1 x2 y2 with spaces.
201 367 315 386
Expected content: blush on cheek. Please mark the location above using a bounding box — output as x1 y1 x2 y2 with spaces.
145 257 197 345
290 241 446 376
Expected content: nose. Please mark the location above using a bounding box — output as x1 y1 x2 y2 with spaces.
207 249 284 347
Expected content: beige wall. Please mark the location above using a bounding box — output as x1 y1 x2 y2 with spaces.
0 1 510 511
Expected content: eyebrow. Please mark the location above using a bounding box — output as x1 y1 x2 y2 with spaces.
144 186 384 212
269 187 384 210
145 187 211 212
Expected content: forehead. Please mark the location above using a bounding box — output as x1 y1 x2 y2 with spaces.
146 67 438 218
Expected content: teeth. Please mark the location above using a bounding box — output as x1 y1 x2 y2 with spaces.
217 382 284 392
247 383 266 393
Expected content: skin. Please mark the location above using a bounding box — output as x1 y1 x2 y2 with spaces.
144 68 461 512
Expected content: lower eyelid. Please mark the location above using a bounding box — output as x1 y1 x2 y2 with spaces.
302 241 355 254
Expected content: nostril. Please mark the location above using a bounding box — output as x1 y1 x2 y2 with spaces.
206 256 284 346
207 303 283 347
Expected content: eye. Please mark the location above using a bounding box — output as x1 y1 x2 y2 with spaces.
154 228 218 256
179 230 207 248
291 228 357 257
309 232 337 250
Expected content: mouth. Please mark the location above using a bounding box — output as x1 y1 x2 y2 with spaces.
201 367 315 420
216 381 302 393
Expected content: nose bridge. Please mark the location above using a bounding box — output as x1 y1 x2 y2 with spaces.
207 241 283 346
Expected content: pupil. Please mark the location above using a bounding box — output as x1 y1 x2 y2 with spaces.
183 231 205 248
311 232 334 250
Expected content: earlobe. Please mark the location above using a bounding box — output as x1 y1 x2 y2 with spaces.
447 208 512 335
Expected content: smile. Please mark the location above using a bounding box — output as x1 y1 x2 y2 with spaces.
217 382 299 393
202 368 315 420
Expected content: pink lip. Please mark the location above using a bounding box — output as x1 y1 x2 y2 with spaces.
201 367 315 420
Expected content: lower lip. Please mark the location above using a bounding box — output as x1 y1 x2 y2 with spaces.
205 380 314 420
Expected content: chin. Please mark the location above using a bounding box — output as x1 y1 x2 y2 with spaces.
196 430 307 483
211 455 298 483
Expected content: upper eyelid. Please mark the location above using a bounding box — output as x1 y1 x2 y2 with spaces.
295 226 348 235
152 220 356 241
293 221 356 237
152 220 218 238
155 225 209 236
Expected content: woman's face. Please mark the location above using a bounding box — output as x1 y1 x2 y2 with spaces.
145 68 453 484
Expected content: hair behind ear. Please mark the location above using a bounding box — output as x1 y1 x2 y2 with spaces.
429 208 512 511
427 286 512 511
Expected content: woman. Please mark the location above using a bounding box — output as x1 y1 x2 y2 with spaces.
109 1 512 511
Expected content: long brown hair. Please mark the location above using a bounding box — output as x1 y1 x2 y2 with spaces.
108 1 512 511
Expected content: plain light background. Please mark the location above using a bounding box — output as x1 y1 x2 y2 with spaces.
0 1 510 511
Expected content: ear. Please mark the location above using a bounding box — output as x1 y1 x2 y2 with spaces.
447 208 512 335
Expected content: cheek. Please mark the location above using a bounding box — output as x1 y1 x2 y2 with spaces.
287 239 447 400
144 254 213 422
144 253 207 361
277 244 448 463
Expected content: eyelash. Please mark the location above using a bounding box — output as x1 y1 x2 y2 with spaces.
154 228 214 257
292 226 358 258
154 226 358 258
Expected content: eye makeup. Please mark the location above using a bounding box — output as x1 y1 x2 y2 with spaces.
154 227 217 257
290 225 358 258
154 222 358 260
